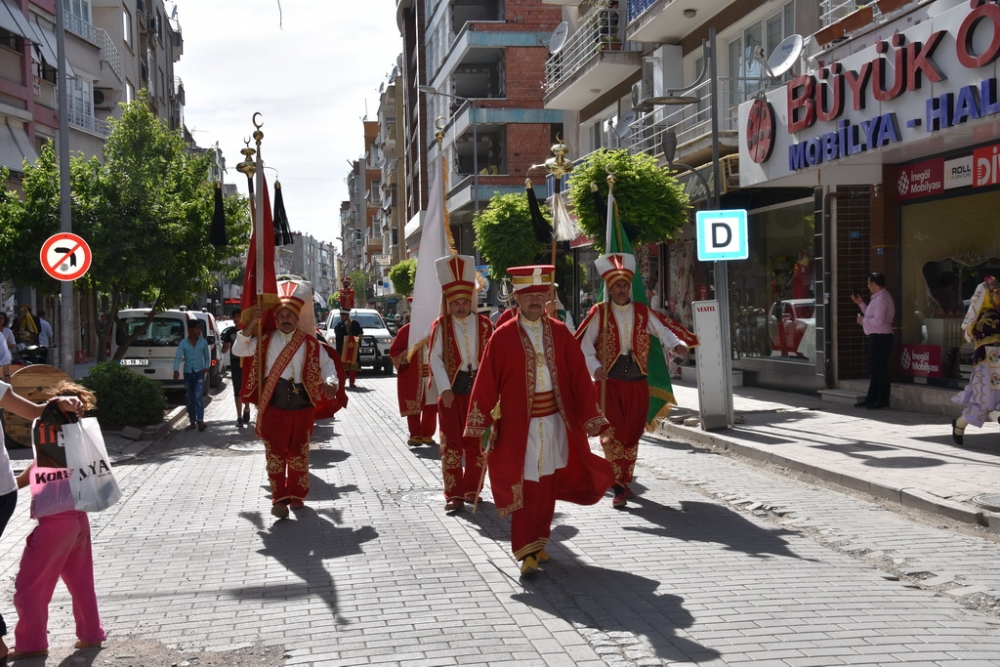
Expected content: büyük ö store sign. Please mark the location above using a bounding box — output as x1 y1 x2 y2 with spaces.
740 0 1000 188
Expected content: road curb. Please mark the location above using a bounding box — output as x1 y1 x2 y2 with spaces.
654 421 992 530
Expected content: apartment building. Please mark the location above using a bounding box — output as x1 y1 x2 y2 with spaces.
401 0 565 262
279 231 334 304
0 0 182 193
376 67 407 269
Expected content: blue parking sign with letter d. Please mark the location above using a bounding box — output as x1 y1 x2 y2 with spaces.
696 209 749 261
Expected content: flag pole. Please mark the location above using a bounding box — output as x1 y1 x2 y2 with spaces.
235 138 259 410
600 172 617 411
253 116 266 406
543 136 573 305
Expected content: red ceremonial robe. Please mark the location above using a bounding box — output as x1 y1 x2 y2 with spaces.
464 316 612 519
389 323 428 416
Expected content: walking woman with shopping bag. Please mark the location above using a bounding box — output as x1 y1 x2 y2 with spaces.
9 381 108 660
0 376 85 662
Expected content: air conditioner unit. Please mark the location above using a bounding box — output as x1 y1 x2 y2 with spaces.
631 80 654 112
93 88 113 109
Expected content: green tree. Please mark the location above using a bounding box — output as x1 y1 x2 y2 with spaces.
0 93 251 360
567 149 689 253
388 259 417 296
473 192 549 280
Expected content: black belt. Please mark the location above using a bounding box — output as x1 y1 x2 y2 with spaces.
607 353 645 382
452 369 476 395
269 379 313 410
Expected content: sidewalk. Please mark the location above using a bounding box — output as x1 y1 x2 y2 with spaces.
655 377 1000 528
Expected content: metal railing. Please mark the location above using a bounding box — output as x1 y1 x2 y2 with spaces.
64 11 98 44
99 29 122 82
820 0 876 26
68 109 111 137
626 76 747 157
544 8 635 95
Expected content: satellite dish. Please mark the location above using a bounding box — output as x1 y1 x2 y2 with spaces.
550 21 569 55
614 109 636 138
766 34 803 79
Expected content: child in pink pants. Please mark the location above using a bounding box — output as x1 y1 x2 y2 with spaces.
9 382 106 659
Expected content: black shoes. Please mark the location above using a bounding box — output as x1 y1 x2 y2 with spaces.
866 403 889 410
951 418 965 446
854 400 872 408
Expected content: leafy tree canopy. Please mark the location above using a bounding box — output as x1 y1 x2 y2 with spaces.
567 149 689 253
473 192 549 281
0 91 250 359
388 258 417 296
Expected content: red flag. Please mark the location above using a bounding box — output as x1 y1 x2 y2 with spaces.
240 175 279 332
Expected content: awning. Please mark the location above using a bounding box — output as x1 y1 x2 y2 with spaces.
0 119 39 174
30 15 74 78
0 1 30 38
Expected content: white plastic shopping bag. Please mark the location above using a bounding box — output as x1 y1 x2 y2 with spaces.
63 416 122 512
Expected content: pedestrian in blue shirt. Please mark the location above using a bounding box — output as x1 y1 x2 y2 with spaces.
173 319 210 431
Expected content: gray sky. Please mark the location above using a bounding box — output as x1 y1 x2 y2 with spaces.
175 0 401 249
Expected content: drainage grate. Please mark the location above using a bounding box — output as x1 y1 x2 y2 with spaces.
972 494 1000 511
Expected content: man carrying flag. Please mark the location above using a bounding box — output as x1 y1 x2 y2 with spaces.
430 256 493 513
234 280 345 518
576 253 690 509
464 265 613 577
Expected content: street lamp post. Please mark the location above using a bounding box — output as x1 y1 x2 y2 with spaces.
655 27 733 428
417 85 480 256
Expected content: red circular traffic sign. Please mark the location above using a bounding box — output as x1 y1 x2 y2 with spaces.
39 233 93 281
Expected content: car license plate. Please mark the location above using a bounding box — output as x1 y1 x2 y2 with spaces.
120 359 149 366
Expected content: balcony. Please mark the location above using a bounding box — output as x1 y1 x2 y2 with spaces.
816 1 913 48
543 8 641 111
626 0 730 44
626 76 746 166
68 109 111 137
64 10 98 44
99 29 122 82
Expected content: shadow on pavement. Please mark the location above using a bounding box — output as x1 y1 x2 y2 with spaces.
625 499 810 561
236 507 377 625
512 555 719 664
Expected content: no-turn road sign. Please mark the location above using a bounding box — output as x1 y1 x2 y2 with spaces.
696 209 749 261
40 233 93 281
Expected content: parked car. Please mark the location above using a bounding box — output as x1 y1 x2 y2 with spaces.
767 299 816 361
191 309 222 389
112 308 209 395
324 308 394 375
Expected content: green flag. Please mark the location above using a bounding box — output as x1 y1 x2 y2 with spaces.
606 195 676 429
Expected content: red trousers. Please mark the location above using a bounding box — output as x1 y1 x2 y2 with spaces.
438 393 485 502
510 474 557 561
14 512 106 653
259 406 316 504
599 378 649 487
406 404 438 439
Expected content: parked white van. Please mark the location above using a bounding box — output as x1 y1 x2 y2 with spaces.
113 308 209 395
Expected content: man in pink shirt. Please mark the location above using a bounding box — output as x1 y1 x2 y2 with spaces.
850 272 895 410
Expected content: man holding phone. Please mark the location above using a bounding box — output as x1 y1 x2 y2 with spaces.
850 272 895 410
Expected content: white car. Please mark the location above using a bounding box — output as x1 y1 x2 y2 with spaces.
324 308 394 375
112 308 210 395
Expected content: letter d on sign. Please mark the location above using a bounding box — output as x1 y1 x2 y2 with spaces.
711 223 732 248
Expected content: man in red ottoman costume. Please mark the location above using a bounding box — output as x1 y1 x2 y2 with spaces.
389 297 438 448
465 265 613 577
430 255 493 513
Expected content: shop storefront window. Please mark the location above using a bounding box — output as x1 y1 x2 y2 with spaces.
727 199 815 361
900 190 1000 387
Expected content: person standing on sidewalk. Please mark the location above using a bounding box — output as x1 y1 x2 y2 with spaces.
430 256 493 513
221 308 252 429
389 298 438 448
173 318 210 431
851 272 895 410
951 276 1000 444
576 253 689 509
464 265 613 577
233 281 341 518
35 312 53 364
